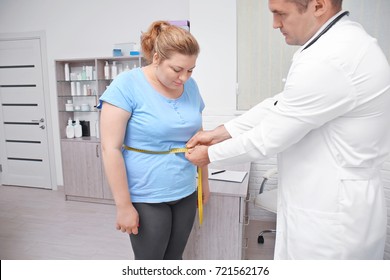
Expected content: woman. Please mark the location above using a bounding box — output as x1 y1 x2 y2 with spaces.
99 21 210 260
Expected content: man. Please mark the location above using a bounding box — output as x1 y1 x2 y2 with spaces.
185 0 390 259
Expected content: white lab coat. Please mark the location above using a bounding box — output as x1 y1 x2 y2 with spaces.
209 13 390 259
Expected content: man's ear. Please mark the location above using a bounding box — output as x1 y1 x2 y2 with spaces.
312 0 329 17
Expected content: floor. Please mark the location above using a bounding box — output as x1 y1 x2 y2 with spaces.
0 185 275 260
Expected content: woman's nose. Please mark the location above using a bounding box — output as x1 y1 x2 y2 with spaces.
179 72 191 82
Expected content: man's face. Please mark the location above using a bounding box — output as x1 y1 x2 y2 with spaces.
269 0 319 46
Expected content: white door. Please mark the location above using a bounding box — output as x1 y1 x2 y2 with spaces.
0 38 52 189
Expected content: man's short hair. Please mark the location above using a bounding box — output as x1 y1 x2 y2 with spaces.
286 0 343 13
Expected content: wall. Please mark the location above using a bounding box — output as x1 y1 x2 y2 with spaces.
189 0 237 117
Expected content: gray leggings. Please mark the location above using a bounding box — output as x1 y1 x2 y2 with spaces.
130 191 197 260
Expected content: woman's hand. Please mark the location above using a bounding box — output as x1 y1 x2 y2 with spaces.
116 204 139 235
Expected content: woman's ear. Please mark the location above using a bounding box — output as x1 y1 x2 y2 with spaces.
152 52 160 67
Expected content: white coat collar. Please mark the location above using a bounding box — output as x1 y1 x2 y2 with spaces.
293 11 348 60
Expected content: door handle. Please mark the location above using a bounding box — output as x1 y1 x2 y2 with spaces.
31 118 45 123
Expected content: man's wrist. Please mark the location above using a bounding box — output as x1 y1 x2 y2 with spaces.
212 125 231 144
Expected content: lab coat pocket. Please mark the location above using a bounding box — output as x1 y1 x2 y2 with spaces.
286 206 342 259
337 177 387 259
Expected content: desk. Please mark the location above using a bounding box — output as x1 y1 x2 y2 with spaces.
183 162 251 260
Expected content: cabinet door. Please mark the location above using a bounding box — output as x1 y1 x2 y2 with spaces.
183 194 243 259
61 141 103 198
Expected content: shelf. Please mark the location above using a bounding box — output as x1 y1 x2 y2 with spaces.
59 110 98 113
58 95 98 98
57 79 96 83
55 56 144 140
61 136 100 142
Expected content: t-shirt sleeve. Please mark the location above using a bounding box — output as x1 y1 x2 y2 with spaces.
187 77 205 113
98 73 135 113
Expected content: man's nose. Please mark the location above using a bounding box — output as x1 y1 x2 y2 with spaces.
273 15 282 29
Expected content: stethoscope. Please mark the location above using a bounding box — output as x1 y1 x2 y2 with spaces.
302 11 350 51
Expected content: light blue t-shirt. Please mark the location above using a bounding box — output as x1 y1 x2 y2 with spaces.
99 68 204 203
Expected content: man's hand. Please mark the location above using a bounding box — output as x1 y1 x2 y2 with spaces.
186 130 215 148
185 145 210 167
187 125 231 148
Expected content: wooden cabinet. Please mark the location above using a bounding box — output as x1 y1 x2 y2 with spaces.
60 139 113 203
56 56 143 203
183 163 251 260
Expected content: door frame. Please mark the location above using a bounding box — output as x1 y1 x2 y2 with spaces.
0 31 57 189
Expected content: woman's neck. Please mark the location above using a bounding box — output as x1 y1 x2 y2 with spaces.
142 65 183 99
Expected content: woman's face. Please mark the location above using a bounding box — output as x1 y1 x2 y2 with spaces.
154 53 197 91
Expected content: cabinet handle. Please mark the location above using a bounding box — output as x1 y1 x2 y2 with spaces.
243 215 250 226
96 145 99 158
31 118 44 123
242 237 248 249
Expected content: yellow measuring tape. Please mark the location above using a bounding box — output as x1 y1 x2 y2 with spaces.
123 145 203 225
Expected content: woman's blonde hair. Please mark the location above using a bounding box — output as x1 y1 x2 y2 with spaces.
141 21 200 64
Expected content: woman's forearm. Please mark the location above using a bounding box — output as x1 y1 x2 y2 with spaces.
102 147 132 208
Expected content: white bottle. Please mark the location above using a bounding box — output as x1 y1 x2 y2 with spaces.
104 61 110 80
66 118 75 138
76 81 81 96
111 61 118 79
65 100 74 111
70 81 76 96
95 120 100 139
64 63 70 81
74 119 82 138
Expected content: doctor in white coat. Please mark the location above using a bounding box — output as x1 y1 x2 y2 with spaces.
186 0 390 259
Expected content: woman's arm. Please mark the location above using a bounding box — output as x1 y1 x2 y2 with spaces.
100 102 139 235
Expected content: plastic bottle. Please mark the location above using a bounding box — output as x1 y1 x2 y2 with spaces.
66 118 75 138
76 82 81 96
111 61 118 79
74 119 83 138
65 100 74 111
86 84 92 95
70 81 76 96
104 61 110 80
64 63 70 81
81 66 87 80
